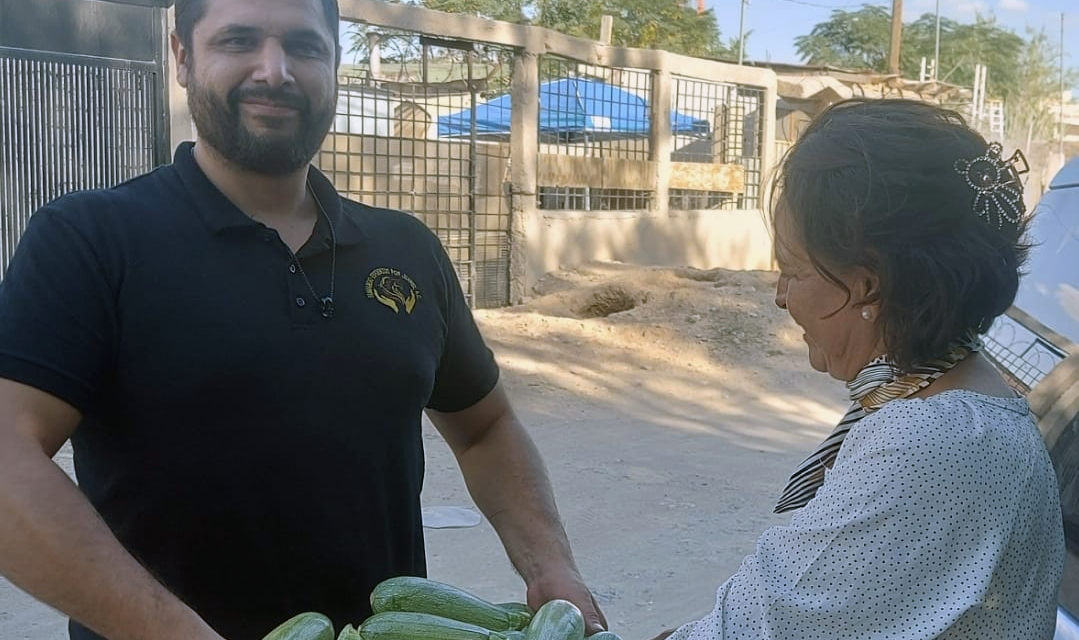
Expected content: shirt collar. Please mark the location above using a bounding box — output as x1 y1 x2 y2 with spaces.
172 141 366 246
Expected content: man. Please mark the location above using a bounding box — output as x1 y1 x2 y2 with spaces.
0 0 605 638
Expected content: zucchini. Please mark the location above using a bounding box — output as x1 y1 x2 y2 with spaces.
585 632 622 640
338 625 363 640
370 576 531 631
262 612 335 640
504 631 528 640
524 600 584 640
497 602 534 628
359 611 508 640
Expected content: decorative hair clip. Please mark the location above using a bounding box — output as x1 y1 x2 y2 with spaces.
953 142 1028 229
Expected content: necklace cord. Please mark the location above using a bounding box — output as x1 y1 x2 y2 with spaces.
285 182 337 318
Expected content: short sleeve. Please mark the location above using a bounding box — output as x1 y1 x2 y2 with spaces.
0 201 119 412
668 396 1061 639
424 240 499 412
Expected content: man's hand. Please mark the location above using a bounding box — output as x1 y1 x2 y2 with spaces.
525 565 607 636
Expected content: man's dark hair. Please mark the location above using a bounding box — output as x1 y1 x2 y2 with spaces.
175 0 342 64
771 98 1031 373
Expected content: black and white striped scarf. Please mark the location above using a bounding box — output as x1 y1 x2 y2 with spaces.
774 335 981 514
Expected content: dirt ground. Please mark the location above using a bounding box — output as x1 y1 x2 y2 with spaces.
0 262 847 640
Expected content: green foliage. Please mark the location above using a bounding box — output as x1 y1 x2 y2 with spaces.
552 0 732 59
794 5 893 72
532 0 738 58
1003 28 1078 145
351 0 737 59
794 4 1061 102
423 0 527 23
794 6 1079 144
906 14 1024 97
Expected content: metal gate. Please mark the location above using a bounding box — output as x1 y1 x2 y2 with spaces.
0 0 169 278
318 27 513 308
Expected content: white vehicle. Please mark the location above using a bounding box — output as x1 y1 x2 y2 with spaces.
985 156 1079 391
1021 156 1079 640
1019 158 1079 347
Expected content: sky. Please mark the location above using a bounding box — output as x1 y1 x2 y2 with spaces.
712 0 1076 71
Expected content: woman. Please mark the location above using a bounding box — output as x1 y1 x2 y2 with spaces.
663 99 1064 639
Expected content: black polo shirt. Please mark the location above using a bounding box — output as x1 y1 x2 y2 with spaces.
0 142 499 640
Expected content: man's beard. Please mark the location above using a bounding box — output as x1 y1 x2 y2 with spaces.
187 74 336 176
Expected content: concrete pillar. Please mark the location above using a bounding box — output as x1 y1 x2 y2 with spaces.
509 49 539 304
760 79 778 212
650 66 672 218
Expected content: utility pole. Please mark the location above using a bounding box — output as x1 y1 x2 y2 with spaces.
888 0 903 76
933 0 941 80
1061 12 1066 159
738 0 749 65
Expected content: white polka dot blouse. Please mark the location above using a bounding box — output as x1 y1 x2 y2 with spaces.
669 390 1065 639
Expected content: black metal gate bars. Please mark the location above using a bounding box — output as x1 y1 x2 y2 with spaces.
0 0 169 279
0 47 164 278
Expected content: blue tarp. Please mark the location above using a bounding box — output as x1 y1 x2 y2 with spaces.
437 77 709 138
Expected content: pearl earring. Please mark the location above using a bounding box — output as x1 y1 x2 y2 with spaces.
861 308 873 321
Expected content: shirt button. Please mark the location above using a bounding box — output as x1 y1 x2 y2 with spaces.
289 264 297 274
295 297 306 307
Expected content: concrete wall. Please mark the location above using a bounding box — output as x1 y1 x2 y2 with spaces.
524 209 773 286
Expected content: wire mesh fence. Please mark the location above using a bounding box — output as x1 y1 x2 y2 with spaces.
535 57 655 212
536 56 652 159
671 76 763 210
318 26 514 308
983 310 1070 393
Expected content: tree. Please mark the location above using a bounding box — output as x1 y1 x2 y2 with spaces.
916 15 1023 98
574 0 732 58
423 0 527 24
349 0 736 60
1004 28 1078 147
794 5 893 72
529 0 737 58
345 0 738 89
793 8 1079 150
794 5 1024 99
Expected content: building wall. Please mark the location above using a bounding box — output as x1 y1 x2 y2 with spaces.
524 208 774 284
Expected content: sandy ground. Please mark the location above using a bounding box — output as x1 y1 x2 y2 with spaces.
0 262 847 640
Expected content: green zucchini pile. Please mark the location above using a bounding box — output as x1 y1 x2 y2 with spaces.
260 576 622 640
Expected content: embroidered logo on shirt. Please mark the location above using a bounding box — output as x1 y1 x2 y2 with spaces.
366 267 421 314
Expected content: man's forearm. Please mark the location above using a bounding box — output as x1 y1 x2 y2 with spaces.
453 417 577 582
431 386 606 632
0 435 222 640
